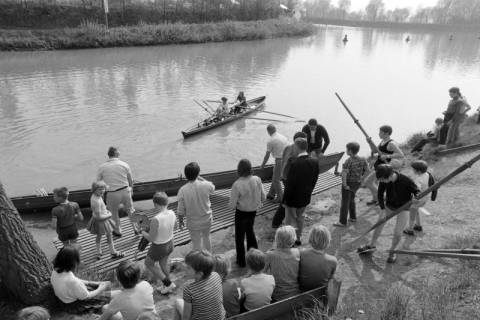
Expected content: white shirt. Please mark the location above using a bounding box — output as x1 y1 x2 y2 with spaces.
266 132 288 159
414 172 429 192
97 158 132 191
107 281 156 320
229 176 266 212
51 270 89 303
177 179 215 230
149 209 176 244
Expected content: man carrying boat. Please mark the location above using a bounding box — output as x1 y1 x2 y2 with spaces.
97 147 139 237
302 118 330 158
261 124 288 202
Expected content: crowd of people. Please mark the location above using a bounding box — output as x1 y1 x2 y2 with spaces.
19 86 473 319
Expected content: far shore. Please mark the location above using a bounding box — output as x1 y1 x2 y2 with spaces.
0 19 315 52
307 17 480 32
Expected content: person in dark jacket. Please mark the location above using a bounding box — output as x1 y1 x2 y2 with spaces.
357 164 420 263
301 118 330 158
283 138 320 245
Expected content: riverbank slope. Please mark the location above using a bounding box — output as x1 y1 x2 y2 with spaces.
0 19 315 51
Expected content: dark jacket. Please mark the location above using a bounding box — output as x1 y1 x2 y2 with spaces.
302 124 330 153
378 172 420 210
283 155 320 208
428 172 437 201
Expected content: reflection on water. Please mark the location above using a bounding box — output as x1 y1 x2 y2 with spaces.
1 26 480 197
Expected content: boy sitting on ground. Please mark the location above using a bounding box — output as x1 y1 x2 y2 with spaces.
174 250 225 320
99 261 156 320
213 255 241 317
240 249 275 312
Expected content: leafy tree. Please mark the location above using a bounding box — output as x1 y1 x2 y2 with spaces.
365 0 384 21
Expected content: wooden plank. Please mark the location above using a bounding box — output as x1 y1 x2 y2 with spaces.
435 143 480 156
393 249 480 260
228 286 326 320
54 172 341 272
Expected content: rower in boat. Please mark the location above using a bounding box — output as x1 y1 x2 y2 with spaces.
216 97 230 121
233 91 248 114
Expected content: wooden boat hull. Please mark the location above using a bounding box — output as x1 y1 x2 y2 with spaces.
10 151 344 214
182 96 266 138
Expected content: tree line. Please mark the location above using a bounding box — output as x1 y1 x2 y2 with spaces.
305 0 480 25
0 0 300 28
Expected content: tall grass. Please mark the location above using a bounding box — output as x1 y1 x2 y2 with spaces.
379 284 412 320
0 19 315 51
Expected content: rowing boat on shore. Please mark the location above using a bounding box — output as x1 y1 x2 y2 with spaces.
10 152 344 214
182 96 266 138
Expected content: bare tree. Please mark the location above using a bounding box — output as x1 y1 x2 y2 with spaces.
365 0 384 21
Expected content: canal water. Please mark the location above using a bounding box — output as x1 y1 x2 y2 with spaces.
1 25 479 256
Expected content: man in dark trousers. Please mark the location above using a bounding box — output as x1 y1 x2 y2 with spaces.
357 164 420 263
283 137 320 245
271 131 307 229
302 118 330 158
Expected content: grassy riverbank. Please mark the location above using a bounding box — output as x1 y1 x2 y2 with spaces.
0 19 315 51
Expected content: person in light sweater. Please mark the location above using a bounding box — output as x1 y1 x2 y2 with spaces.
229 159 266 267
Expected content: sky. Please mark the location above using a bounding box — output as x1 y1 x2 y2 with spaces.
332 0 440 12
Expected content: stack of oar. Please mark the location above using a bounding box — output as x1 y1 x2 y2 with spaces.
392 248 480 260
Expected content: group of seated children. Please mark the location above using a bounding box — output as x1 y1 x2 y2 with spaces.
174 224 337 319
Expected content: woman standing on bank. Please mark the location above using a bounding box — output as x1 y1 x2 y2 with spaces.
229 159 266 267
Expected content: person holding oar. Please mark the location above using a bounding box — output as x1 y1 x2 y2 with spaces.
216 97 230 120
357 164 420 263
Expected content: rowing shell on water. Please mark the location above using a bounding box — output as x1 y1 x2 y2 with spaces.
182 96 266 138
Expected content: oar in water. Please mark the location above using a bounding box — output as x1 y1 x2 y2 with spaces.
193 99 213 115
243 117 285 123
258 110 298 119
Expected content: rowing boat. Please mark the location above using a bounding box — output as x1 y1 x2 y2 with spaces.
10 152 344 214
182 96 266 138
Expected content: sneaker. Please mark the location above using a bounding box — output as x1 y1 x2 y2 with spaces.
413 225 423 232
348 218 357 222
266 195 275 200
333 222 347 227
387 253 397 263
403 229 415 236
160 282 176 295
366 200 378 206
357 245 376 254
294 240 302 246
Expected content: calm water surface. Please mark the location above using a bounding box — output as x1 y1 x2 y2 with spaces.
1 25 480 197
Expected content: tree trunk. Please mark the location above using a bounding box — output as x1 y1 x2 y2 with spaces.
0 181 53 305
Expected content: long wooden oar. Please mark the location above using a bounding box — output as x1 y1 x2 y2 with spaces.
392 249 480 260
205 100 235 104
258 110 298 119
421 248 480 254
193 99 213 115
356 153 480 240
243 117 285 122
202 100 216 113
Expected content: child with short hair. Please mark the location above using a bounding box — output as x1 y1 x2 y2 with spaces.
174 250 225 320
240 249 275 312
87 181 123 259
99 260 156 320
213 255 241 317
17 306 50 320
51 187 84 246
334 142 369 227
404 160 437 235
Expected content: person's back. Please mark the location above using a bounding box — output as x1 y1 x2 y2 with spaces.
184 271 225 320
100 261 156 320
106 281 155 320
299 249 337 291
97 157 130 190
284 154 319 208
265 248 300 301
178 179 214 229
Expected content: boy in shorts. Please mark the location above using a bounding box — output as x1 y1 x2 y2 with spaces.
51 187 83 246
